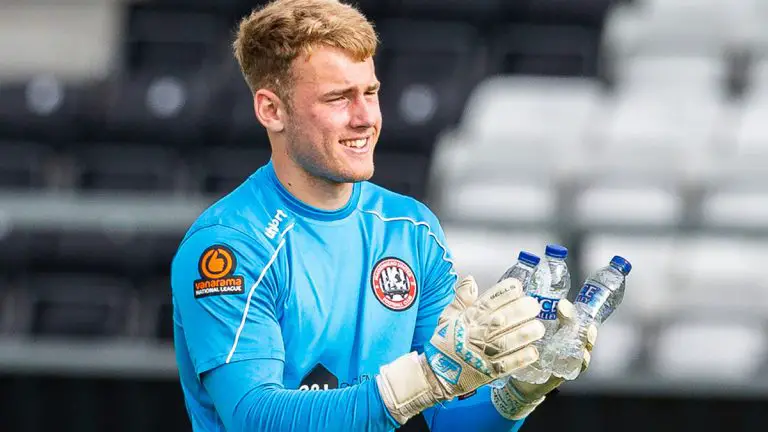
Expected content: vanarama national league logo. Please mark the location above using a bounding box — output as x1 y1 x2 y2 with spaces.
194 245 245 299
371 257 418 311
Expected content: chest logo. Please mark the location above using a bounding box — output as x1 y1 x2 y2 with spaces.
371 257 418 311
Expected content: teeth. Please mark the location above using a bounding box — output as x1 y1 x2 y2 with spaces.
341 138 367 148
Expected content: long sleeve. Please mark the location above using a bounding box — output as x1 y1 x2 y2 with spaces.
203 358 399 432
428 386 526 432
414 209 528 432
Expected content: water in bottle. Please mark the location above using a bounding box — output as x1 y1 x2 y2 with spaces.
489 251 540 389
541 255 632 381
510 244 571 384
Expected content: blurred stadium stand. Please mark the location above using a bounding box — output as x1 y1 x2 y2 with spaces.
2 0 768 431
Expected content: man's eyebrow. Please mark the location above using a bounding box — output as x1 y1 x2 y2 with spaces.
322 82 380 97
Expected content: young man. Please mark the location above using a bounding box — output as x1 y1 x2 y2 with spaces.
171 1 596 430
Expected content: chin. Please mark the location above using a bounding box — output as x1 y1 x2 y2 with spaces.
335 164 374 183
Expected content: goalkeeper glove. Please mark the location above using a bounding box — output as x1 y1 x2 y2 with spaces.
492 299 599 420
376 275 545 425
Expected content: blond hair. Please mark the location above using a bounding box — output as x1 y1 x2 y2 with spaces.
233 0 378 100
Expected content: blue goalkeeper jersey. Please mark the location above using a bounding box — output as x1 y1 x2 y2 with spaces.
171 160 527 432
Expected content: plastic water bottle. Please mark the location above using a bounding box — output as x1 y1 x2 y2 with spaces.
541 255 632 381
510 244 571 384
498 251 540 287
489 251 540 389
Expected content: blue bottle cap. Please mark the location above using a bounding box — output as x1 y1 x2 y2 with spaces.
545 244 568 259
610 255 632 275
518 251 541 266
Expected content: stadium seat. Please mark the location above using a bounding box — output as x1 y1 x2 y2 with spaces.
375 19 485 147
701 60 768 229
653 320 767 381
441 224 559 290
436 175 558 228
602 0 753 59
195 146 271 196
0 227 58 276
456 75 603 172
488 24 601 77
672 235 768 315
586 318 644 378
124 7 227 74
96 71 212 145
385 0 502 21
74 143 184 192
155 293 174 342
370 151 431 199
574 56 730 228
574 183 685 228
429 77 600 225
0 141 53 189
220 77 272 147
0 76 84 143
25 273 134 338
598 57 728 163
461 75 603 143
429 75 605 228
134 276 173 341
50 228 181 278
0 290 32 337
428 131 559 227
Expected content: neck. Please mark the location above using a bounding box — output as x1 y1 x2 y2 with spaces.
271 154 353 211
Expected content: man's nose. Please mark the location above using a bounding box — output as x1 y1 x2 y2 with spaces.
349 96 378 128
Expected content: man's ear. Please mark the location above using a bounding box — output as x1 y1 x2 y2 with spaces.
254 88 286 133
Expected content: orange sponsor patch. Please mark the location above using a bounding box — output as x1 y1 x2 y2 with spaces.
194 245 245 299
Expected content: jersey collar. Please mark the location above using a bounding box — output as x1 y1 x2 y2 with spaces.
261 160 361 222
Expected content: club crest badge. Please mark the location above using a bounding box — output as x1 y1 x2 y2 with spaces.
371 257 418 311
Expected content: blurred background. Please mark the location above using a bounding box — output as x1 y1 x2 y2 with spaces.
1 0 768 430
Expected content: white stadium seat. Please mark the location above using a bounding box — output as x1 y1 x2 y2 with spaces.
603 0 754 58
441 224 559 291
429 75 605 227
461 75 603 149
653 321 767 381
672 236 768 315
587 319 644 379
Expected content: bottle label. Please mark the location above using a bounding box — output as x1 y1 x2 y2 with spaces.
530 294 559 320
574 283 611 319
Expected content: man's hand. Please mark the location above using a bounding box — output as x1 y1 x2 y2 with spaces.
492 299 599 420
376 276 546 425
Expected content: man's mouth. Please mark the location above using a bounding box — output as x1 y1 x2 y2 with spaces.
340 136 371 152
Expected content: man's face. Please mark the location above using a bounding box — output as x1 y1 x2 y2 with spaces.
282 45 382 183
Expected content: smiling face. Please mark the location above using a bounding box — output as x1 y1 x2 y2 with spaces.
279 45 382 184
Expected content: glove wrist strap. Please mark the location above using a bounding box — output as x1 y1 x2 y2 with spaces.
376 352 440 425
491 382 545 420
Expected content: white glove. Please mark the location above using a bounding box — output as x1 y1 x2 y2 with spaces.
376 275 546 425
492 299 599 420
